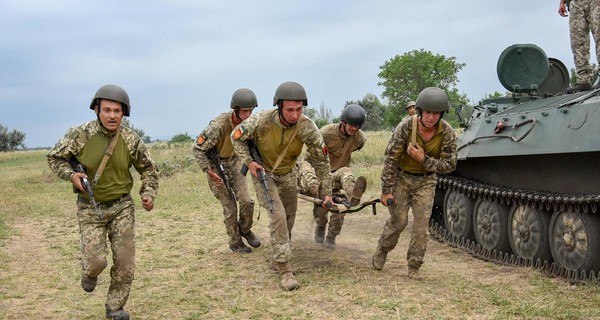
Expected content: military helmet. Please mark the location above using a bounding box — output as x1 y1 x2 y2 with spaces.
415 87 449 112
272 81 308 106
340 104 366 126
89 84 131 116
230 88 258 110
405 100 416 109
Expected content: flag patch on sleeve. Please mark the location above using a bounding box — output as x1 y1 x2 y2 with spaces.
232 126 246 140
320 141 328 156
196 134 206 145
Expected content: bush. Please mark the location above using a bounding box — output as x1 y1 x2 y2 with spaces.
0 123 26 151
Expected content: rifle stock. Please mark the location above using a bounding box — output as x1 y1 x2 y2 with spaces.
68 156 103 219
206 147 236 201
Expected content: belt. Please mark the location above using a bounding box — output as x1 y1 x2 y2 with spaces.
78 194 132 207
401 170 435 177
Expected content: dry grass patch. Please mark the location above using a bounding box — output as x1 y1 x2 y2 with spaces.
2 133 600 319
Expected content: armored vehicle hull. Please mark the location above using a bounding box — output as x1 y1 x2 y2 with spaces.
432 44 600 279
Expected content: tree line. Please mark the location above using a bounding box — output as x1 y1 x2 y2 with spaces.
2 48 487 151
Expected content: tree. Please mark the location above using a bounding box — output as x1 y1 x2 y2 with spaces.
345 93 387 131
121 118 151 143
0 123 26 151
305 102 333 128
378 49 470 127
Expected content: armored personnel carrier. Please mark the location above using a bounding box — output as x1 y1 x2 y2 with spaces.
431 44 600 281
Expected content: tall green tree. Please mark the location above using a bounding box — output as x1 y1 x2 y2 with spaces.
0 123 26 151
345 93 386 131
378 49 469 127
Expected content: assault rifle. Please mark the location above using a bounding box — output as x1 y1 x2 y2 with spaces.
68 156 103 219
206 147 236 201
240 139 275 215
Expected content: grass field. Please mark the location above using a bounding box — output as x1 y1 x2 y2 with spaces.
1 131 600 319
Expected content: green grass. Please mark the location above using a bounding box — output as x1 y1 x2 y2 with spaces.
1 132 600 319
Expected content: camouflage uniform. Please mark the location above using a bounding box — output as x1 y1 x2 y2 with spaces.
376 116 456 272
569 0 600 84
47 119 159 312
298 123 366 241
231 109 332 263
192 111 255 248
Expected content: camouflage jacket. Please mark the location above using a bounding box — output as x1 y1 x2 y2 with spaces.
320 123 366 172
47 119 159 201
192 111 236 172
381 117 457 194
231 108 333 195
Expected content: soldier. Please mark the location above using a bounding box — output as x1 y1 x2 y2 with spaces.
192 88 260 253
405 100 417 117
47 84 159 320
559 0 600 93
297 104 368 249
371 87 457 278
231 81 333 291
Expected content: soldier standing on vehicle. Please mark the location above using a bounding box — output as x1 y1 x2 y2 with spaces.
297 104 368 249
47 84 159 320
372 87 457 278
192 88 261 253
559 0 600 93
231 81 333 291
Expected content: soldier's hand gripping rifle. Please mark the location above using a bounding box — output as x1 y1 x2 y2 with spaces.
206 147 236 201
240 139 275 215
68 156 103 219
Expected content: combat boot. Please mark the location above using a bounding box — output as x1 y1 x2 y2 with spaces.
240 230 261 248
275 262 300 291
81 273 97 293
566 82 592 94
371 247 388 271
105 305 129 320
229 241 251 253
408 267 421 279
325 233 336 249
349 176 367 206
314 225 326 244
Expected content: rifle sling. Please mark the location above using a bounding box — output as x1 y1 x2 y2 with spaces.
411 114 418 146
271 117 301 173
92 126 121 186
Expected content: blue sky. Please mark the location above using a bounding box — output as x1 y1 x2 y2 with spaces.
0 1 575 148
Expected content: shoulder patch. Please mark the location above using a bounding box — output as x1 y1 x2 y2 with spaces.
232 126 246 140
320 141 328 156
196 134 206 145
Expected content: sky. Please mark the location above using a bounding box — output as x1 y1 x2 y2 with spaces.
0 0 578 148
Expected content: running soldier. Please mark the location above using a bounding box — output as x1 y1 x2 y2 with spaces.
297 104 368 249
47 84 159 320
372 87 457 278
231 81 333 291
192 88 261 253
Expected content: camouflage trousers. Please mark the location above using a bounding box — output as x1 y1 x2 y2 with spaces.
569 0 600 83
252 169 297 263
207 157 255 246
376 172 437 270
76 195 135 312
297 161 355 236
